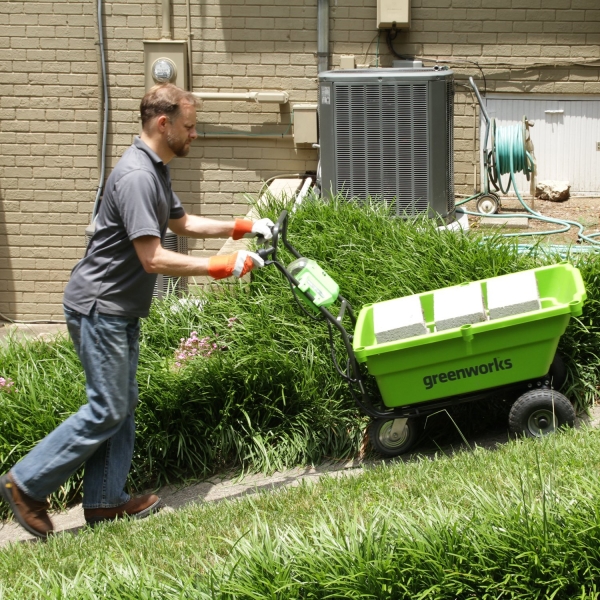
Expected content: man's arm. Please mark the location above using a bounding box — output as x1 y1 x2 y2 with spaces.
133 235 211 276
132 235 263 279
169 213 274 241
168 214 235 239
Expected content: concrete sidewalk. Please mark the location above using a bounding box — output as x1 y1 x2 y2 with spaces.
0 459 367 547
0 322 68 346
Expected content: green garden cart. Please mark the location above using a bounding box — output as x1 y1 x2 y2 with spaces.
259 211 587 457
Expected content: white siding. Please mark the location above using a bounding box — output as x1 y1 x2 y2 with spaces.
482 96 600 196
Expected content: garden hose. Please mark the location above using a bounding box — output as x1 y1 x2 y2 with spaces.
457 81 600 248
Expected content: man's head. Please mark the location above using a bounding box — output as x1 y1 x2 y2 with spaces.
140 84 198 160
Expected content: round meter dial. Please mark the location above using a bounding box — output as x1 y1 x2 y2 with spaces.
151 58 177 84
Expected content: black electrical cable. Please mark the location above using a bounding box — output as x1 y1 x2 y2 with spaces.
422 57 487 96
385 34 488 96
386 26 411 61
286 276 326 323
326 320 357 384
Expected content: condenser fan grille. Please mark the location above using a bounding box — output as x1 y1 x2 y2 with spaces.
334 82 429 216
153 231 188 298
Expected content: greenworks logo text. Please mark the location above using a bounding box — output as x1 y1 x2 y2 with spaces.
423 357 513 390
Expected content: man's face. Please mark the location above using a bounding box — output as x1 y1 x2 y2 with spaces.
166 102 198 157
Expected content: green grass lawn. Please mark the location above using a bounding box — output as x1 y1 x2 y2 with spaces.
2 426 600 598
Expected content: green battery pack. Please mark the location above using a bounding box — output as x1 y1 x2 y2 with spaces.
288 258 339 308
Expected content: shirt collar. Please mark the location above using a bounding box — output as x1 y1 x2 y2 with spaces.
133 136 165 167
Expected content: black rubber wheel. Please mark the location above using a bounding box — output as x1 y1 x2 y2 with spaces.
476 193 501 215
369 417 421 457
508 389 575 438
547 353 567 391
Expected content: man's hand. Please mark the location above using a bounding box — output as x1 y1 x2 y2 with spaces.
208 251 265 280
232 218 275 241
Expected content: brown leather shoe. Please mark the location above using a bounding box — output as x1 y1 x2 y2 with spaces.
0 472 54 539
84 493 161 525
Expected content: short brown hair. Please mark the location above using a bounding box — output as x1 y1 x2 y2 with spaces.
140 84 198 130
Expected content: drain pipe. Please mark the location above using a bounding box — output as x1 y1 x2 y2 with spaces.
315 0 329 195
91 0 109 221
317 0 329 73
185 0 193 90
162 0 172 39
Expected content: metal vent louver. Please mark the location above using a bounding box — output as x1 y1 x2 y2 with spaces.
320 68 455 220
446 79 455 213
154 230 188 299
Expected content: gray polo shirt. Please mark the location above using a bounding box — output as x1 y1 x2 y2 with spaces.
64 137 185 318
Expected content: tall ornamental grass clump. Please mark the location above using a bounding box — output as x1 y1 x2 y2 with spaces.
0 197 599 517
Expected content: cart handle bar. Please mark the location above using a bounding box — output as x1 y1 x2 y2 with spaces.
256 210 407 419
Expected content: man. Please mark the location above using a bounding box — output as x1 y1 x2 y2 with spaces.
0 83 272 538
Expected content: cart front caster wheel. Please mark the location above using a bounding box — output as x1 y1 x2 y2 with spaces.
476 193 501 215
509 389 575 438
369 417 421 457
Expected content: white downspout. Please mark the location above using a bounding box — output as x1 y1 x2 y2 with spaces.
317 0 329 73
162 0 172 39
185 0 193 90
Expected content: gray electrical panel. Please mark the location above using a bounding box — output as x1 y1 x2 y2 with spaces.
318 67 455 220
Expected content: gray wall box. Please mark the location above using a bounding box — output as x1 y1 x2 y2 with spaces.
318 68 455 220
377 0 410 28
143 40 188 91
293 104 319 145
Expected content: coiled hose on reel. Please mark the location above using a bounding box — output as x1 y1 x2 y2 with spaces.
457 78 600 248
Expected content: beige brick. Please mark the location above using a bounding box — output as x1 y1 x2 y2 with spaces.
572 0 597 8
10 14 39 26
541 45 571 57
557 33 586 45
53 4 84 15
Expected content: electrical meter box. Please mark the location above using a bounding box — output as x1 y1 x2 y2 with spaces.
288 258 339 308
377 0 410 29
143 40 188 91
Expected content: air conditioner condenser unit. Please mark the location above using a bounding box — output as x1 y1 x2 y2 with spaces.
318 67 455 220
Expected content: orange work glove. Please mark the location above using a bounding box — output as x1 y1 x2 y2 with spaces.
232 218 274 241
208 251 265 280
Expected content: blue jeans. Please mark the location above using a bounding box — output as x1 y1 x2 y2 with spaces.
11 307 140 508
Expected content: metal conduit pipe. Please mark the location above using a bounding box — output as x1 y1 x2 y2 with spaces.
192 91 289 103
185 0 193 90
197 133 293 139
162 0 172 39
92 0 109 221
317 0 329 73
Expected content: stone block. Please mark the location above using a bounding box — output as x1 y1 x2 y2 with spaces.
373 295 428 344
486 270 540 320
434 282 486 331
479 217 530 229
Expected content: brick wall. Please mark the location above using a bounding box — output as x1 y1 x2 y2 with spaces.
0 0 598 319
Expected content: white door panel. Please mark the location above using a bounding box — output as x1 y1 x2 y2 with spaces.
482 96 600 196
